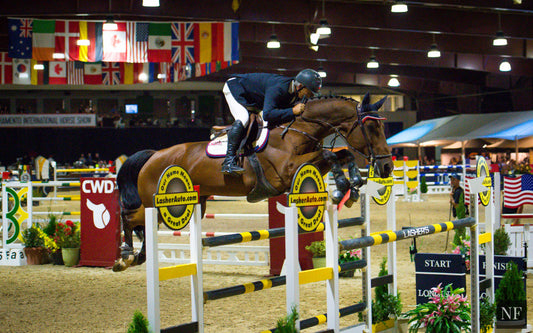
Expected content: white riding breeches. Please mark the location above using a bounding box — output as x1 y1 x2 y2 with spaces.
223 81 250 127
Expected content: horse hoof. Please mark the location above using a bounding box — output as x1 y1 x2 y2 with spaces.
331 190 344 204
112 260 127 272
344 199 354 208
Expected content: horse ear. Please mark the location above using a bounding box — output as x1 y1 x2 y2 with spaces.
371 96 387 111
362 92 370 105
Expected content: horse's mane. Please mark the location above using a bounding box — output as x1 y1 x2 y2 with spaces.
307 95 358 104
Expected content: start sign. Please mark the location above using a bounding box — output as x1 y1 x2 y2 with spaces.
154 165 198 230
288 164 328 231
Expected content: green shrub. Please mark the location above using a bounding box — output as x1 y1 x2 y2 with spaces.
480 297 496 333
305 240 326 258
495 261 526 307
494 228 511 255
275 305 299 333
127 310 149 333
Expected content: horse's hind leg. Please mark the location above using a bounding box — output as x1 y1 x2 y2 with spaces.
112 207 145 272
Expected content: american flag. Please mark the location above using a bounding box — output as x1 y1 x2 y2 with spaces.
67 61 84 84
102 62 121 85
503 175 533 208
127 22 148 63
171 22 195 64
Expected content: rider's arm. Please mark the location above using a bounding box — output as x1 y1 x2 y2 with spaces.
262 87 296 124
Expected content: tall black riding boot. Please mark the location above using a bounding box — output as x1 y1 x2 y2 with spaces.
221 120 245 176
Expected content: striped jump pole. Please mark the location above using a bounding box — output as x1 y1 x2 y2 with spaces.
202 217 364 248
204 213 268 219
339 217 475 252
157 230 233 238
203 260 367 301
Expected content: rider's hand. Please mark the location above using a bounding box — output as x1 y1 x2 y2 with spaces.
292 103 305 116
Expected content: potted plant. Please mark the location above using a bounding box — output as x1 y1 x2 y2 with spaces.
494 227 511 255
403 283 470 333
360 258 402 332
480 296 496 333
451 236 471 271
21 224 49 265
54 220 81 267
275 305 299 333
42 214 62 264
127 310 150 333
338 248 362 277
494 261 526 329
305 240 326 268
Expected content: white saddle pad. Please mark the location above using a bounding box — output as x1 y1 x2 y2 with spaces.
206 126 270 158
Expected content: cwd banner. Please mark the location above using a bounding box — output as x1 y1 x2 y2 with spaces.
79 178 121 267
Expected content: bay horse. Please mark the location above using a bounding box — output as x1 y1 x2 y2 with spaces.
113 93 393 272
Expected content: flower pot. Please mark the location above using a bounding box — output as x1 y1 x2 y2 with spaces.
23 247 49 265
62 248 80 267
372 319 395 332
311 257 326 269
50 250 64 265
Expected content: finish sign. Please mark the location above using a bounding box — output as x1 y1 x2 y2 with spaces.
476 157 492 206
154 165 198 230
288 163 328 231
368 166 393 205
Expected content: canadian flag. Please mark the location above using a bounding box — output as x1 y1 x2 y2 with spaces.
103 22 127 62
49 61 67 84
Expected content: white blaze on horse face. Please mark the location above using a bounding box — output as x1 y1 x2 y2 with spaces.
86 198 111 229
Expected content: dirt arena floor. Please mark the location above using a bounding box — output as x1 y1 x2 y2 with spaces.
1 192 532 332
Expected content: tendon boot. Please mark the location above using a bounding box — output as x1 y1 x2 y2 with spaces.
221 120 245 176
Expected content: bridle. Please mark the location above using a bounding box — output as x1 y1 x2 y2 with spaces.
281 100 392 165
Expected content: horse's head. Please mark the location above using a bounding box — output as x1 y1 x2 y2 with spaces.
339 93 393 178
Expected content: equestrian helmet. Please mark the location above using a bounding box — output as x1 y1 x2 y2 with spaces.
295 69 322 95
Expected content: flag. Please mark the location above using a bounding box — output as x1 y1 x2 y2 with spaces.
127 22 148 63
49 61 67 84
78 21 103 62
68 61 84 84
102 62 121 85
31 60 49 85
103 22 127 62
503 175 533 208
55 20 80 61
171 22 197 64
8 18 33 59
157 63 171 83
224 22 239 62
0 53 13 84
198 23 212 63
148 23 171 62
12 58 31 84
84 63 102 84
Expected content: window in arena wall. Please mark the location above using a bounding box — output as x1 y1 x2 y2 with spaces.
71 98 92 113
44 98 64 113
15 98 36 114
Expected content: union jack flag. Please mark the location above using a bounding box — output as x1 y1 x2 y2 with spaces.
171 22 195 64
102 62 121 85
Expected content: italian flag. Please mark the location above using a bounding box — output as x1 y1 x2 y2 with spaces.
148 23 171 62
32 20 55 61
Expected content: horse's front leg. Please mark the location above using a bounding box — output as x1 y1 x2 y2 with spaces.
322 150 352 204
112 213 136 272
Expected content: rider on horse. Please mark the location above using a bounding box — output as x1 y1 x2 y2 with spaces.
221 69 323 176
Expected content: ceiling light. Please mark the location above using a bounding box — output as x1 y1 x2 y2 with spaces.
142 0 160 7
317 66 327 78
388 75 400 87
499 60 511 72
493 30 508 46
266 34 281 49
157 73 166 79
138 73 148 82
310 45 319 52
316 19 331 36
33 64 44 70
103 18 118 30
367 56 379 69
427 44 441 58
77 39 90 46
53 53 65 59
310 32 320 45
391 1 408 13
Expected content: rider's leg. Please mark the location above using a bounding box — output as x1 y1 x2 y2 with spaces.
222 82 248 175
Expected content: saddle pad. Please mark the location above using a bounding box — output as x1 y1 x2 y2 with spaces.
206 127 269 158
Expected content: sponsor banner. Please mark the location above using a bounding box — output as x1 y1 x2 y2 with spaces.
0 113 96 127
415 253 466 304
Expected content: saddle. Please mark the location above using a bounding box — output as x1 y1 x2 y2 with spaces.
206 114 282 203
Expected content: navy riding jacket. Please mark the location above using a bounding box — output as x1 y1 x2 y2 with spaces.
226 73 298 125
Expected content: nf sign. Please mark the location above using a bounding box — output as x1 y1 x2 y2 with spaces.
81 179 115 194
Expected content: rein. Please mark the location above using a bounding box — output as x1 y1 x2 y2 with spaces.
283 100 392 164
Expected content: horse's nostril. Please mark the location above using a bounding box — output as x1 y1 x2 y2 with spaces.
384 163 392 177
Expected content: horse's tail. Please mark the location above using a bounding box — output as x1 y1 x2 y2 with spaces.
117 149 155 210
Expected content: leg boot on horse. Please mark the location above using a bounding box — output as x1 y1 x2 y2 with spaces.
221 119 245 176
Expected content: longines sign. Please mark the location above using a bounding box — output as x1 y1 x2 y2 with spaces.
0 114 96 127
